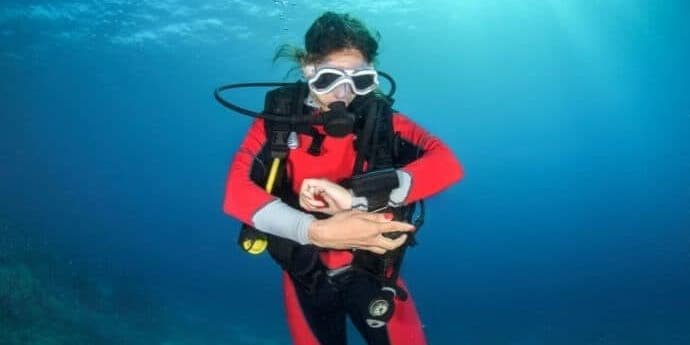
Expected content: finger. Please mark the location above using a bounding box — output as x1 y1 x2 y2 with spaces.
357 245 387 255
301 194 325 210
300 189 316 201
300 201 315 212
378 220 415 233
320 191 334 202
320 192 339 208
300 191 322 206
307 198 326 208
311 179 348 198
301 181 323 199
299 179 313 193
376 234 408 250
358 211 413 227
308 178 332 189
299 200 309 210
304 199 326 208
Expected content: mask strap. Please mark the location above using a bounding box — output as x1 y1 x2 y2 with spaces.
302 64 316 79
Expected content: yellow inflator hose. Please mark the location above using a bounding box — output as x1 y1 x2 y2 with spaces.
241 158 281 254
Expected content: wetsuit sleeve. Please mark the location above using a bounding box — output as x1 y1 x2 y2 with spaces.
223 118 314 244
389 113 464 205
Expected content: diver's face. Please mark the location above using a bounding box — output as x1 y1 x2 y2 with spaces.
308 48 368 111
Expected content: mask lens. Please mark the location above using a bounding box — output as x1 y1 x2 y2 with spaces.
312 72 343 90
352 74 376 91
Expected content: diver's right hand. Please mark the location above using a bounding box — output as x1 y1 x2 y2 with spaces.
299 178 352 215
307 210 415 254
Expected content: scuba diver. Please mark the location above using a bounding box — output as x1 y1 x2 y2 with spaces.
218 11 463 345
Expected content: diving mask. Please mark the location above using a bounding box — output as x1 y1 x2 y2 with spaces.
306 66 379 96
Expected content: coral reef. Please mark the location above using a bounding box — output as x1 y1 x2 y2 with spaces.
0 221 162 345
0 219 282 345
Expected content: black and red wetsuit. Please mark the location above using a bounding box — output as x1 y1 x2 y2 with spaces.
223 109 463 345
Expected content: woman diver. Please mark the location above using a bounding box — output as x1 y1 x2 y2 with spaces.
221 11 463 345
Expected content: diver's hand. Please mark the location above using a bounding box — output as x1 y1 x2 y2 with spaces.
299 178 352 215
307 210 414 254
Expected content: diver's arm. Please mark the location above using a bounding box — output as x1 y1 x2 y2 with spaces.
223 119 412 250
388 113 464 205
223 118 315 244
298 114 463 211
307 210 414 254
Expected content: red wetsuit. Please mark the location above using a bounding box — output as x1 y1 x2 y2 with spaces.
224 111 463 345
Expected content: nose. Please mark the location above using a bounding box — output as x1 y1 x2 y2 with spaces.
332 83 353 99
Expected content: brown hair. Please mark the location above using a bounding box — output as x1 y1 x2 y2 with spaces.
274 12 381 70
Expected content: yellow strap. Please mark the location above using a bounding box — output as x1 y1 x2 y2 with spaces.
266 157 281 193
240 157 280 256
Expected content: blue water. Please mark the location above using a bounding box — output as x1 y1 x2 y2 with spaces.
1 1 689 344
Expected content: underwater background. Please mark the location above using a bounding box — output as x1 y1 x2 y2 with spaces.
1 0 689 344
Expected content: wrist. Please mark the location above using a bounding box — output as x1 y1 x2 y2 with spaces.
307 219 323 246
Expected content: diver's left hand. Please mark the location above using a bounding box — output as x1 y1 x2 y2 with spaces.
299 178 352 215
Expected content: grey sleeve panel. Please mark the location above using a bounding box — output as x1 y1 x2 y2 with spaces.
351 192 369 211
251 199 315 245
388 169 412 207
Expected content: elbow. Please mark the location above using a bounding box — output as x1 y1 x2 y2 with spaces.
222 176 243 221
448 154 464 185
221 174 275 226
222 188 239 220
